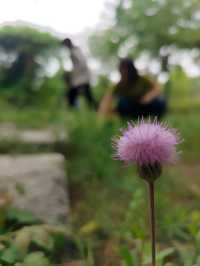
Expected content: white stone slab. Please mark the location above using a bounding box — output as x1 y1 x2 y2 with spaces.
0 123 67 145
0 154 69 223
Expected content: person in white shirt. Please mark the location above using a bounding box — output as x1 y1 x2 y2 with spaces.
62 38 96 108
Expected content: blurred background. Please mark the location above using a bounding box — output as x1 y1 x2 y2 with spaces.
0 1 199 265
0 0 200 111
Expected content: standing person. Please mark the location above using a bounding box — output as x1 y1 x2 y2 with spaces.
62 38 96 109
98 58 166 119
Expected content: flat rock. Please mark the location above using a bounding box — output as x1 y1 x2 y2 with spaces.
0 154 69 223
0 123 67 145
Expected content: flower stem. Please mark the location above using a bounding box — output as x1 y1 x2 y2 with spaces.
148 181 156 266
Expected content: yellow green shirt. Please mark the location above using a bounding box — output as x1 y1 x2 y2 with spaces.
114 76 153 102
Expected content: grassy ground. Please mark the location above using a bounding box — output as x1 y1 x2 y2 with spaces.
0 105 199 265
66 108 200 265
0 103 67 129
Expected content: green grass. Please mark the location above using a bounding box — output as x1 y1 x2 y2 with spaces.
0 103 67 129
0 103 199 264
166 112 200 162
66 108 200 265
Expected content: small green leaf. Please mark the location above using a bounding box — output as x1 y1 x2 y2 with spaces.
22 252 51 266
144 247 175 264
0 245 20 264
120 246 136 266
31 228 54 252
7 208 40 225
14 228 32 256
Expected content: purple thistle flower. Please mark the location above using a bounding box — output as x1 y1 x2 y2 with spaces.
113 120 181 266
113 120 180 168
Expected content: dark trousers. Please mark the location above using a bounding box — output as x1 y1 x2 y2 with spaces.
117 97 167 120
67 83 96 109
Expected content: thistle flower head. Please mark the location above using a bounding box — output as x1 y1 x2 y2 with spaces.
113 120 180 169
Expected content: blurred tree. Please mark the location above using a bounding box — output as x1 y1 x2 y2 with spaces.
90 0 200 71
0 25 61 106
93 74 112 101
166 65 190 100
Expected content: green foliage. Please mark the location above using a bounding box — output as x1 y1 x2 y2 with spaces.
120 246 138 266
89 28 121 67
167 112 200 162
0 192 79 265
0 104 67 129
0 76 200 264
0 223 78 265
35 71 65 108
163 66 200 112
66 106 200 265
0 25 63 107
7 208 40 228
90 0 200 68
21 252 51 266
166 66 190 100
67 109 124 184
93 75 112 102
120 245 175 266
0 25 58 53
0 244 21 265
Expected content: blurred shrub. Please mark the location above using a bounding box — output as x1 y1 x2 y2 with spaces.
66 110 124 184
32 71 65 109
0 224 78 266
0 25 64 108
93 75 112 102
165 66 200 111
0 196 80 265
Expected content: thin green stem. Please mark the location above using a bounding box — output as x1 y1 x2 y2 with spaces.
148 181 156 266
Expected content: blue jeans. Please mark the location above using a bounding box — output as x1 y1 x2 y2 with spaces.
117 96 167 119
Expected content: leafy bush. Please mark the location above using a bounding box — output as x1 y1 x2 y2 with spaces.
0 25 63 108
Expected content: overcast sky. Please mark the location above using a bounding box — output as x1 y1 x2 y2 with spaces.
0 0 108 34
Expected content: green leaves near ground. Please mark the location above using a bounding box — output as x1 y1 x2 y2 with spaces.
66 109 200 265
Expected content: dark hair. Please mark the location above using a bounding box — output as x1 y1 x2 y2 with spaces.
119 58 139 84
62 38 73 48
